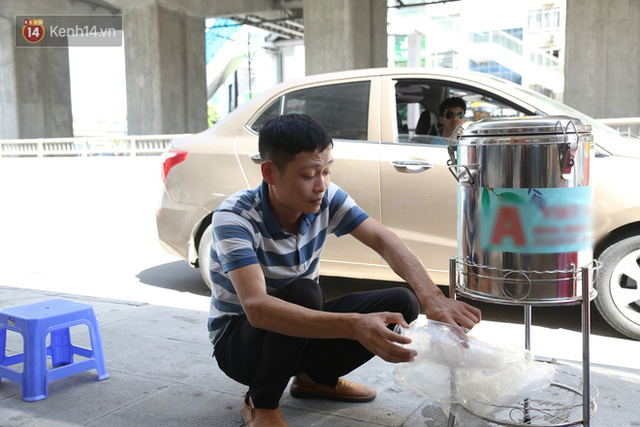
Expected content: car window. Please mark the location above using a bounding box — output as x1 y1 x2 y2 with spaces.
250 81 370 141
393 79 526 145
250 98 281 133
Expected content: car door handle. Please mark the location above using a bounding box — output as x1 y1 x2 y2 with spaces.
391 160 433 173
250 153 262 164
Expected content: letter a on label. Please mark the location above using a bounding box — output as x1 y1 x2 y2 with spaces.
491 206 526 246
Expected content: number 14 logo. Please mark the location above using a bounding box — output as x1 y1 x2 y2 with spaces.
23 19 45 43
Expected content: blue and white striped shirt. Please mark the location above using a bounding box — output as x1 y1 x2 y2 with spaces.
207 180 369 346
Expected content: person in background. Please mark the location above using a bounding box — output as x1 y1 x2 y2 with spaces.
207 113 481 426
437 97 467 139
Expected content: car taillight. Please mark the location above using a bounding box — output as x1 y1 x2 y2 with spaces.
161 150 188 182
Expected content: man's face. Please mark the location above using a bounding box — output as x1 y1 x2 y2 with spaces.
439 107 465 136
268 147 334 218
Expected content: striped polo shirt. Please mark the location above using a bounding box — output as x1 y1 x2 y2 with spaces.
207 180 369 346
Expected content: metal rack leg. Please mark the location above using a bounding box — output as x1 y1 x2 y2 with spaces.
447 408 457 427
447 257 457 427
449 257 457 302
582 266 591 426
524 305 532 351
444 259 595 426
524 305 532 423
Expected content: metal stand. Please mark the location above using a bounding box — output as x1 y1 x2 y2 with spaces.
446 258 596 426
581 266 592 427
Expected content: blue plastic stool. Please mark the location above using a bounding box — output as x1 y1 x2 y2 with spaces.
0 299 109 401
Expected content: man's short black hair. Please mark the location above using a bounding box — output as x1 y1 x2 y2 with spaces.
259 114 334 171
438 97 467 116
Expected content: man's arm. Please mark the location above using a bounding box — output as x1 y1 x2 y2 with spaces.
349 217 481 330
228 263 418 363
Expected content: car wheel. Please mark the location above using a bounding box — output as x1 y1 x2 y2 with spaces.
198 223 214 289
594 234 640 340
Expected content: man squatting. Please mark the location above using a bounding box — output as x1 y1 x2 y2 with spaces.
206 114 482 426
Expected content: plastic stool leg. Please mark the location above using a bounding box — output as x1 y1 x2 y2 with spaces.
86 314 109 381
0 328 6 382
0 328 25 385
49 328 73 367
22 322 48 402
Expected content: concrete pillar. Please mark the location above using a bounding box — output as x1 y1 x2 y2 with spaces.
564 0 640 118
303 0 387 76
0 17 19 139
0 3 73 139
15 46 74 139
202 0 273 16
122 2 207 135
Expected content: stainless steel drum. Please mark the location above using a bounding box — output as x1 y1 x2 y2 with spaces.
448 116 595 305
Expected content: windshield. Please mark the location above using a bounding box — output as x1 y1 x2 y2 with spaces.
513 85 620 135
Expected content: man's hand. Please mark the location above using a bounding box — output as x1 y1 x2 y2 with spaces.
350 312 417 363
422 294 481 331
350 218 482 333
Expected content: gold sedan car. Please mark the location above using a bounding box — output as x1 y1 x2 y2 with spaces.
156 68 640 340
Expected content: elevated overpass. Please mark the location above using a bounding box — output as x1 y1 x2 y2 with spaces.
1 0 638 140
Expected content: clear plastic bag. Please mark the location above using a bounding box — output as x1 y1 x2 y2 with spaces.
393 318 555 417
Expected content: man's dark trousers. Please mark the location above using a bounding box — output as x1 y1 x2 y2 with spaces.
214 278 420 409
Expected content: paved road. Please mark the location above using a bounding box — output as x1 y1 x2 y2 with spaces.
0 156 207 309
1 156 638 368
1 156 639 426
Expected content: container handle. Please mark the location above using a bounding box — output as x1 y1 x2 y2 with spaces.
446 125 476 185
446 124 465 166
447 164 476 185
556 120 577 172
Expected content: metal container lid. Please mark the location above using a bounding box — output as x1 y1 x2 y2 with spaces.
460 115 591 137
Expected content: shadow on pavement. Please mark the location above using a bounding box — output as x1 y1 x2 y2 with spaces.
137 261 211 297
135 263 631 341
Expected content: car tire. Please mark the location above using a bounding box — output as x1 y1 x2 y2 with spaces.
594 234 640 340
198 223 214 289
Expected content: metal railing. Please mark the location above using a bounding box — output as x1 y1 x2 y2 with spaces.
1 117 637 159
596 117 640 138
0 134 192 158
